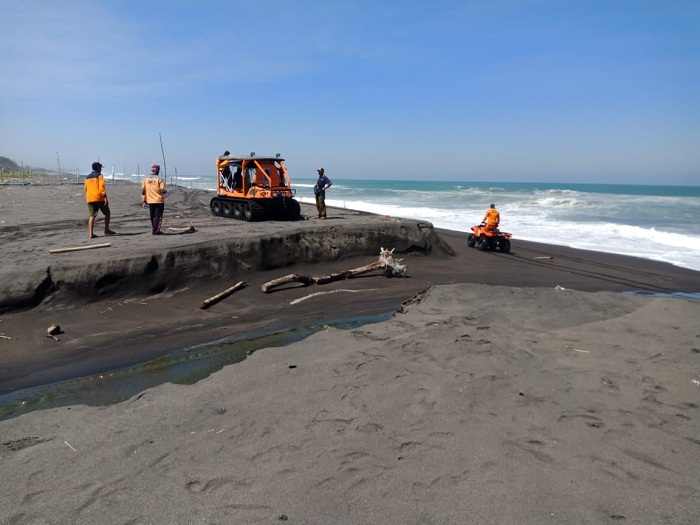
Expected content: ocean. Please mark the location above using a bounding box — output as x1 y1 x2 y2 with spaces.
124 172 700 272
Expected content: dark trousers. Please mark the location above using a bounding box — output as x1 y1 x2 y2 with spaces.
148 203 164 234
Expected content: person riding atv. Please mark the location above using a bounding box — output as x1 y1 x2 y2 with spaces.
468 204 512 253
482 203 500 232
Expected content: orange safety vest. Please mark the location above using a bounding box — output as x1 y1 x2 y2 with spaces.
483 208 500 227
85 172 107 203
142 177 166 204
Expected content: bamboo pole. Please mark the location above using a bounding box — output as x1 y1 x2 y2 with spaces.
49 243 112 254
200 280 247 309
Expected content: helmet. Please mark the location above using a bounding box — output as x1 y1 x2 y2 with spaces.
151 164 160 170
490 203 495 208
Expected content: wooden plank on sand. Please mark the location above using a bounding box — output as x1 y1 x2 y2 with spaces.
49 243 112 254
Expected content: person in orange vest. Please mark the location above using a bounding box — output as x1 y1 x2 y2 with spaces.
142 164 167 235
84 161 116 239
482 203 500 232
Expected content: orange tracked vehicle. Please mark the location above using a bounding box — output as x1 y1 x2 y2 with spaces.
210 154 301 221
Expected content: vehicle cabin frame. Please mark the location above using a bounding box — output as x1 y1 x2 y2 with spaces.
211 155 301 221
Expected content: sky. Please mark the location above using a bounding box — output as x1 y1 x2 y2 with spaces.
1 0 698 184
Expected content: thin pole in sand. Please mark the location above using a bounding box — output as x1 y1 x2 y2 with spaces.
159 132 167 181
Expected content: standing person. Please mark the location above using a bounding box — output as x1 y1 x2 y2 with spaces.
314 167 332 219
142 164 167 235
84 161 116 239
482 203 500 232
216 150 231 173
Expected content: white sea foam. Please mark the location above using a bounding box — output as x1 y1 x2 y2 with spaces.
323 197 700 272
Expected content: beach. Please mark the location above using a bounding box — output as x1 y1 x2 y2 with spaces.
1 183 699 524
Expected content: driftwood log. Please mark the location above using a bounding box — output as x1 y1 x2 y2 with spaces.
200 280 247 309
49 242 112 254
261 247 407 293
167 225 196 233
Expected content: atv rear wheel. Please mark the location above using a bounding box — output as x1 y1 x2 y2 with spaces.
467 233 476 248
500 239 511 253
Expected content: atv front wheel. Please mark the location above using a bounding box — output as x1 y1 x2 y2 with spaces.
467 233 476 248
499 239 511 253
478 236 490 251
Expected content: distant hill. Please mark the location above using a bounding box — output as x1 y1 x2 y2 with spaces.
0 156 47 172
0 156 21 171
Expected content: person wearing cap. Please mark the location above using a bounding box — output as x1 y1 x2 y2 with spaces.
482 203 500 232
216 150 232 172
84 161 116 239
313 167 332 219
142 164 167 235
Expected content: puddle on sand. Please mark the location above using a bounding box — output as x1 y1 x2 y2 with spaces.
623 291 700 301
0 312 393 421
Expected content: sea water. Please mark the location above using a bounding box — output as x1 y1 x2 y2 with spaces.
129 172 700 272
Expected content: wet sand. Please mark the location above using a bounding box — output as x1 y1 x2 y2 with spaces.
1 182 699 524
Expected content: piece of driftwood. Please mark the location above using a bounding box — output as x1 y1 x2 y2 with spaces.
49 242 112 254
200 280 247 309
261 247 407 293
167 225 196 233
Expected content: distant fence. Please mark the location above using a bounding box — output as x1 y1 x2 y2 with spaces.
0 170 206 190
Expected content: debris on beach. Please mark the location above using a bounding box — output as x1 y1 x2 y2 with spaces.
49 242 112 254
261 247 407 293
200 280 247 309
167 224 196 233
46 324 62 341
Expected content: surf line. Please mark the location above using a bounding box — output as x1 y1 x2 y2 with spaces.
290 288 380 305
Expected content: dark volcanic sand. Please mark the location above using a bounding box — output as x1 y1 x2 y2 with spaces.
1 182 699 524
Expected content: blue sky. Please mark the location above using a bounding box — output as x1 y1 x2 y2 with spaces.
1 0 698 184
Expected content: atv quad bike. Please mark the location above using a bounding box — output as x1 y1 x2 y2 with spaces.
467 223 512 253
210 154 301 221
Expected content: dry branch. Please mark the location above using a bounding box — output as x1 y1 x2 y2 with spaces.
49 242 112 254
261 247 407 293
200 280 247 309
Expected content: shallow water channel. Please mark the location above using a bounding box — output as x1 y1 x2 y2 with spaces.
0 312 393 421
